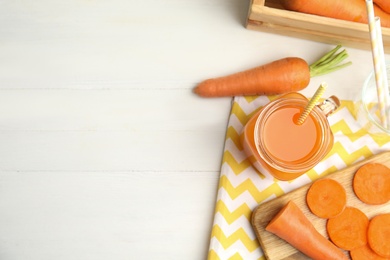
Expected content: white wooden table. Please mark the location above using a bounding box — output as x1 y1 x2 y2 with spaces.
0 1 381 259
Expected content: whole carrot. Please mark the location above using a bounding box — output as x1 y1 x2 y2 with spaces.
194 45 351 97
280 0 390 27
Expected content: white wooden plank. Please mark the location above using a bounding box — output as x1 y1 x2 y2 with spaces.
0 130 225 171
0 89 230 131
0 0 254 90
0 170 219 260
0 89 231 171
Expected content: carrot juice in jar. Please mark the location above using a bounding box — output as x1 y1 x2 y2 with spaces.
241 92 339 181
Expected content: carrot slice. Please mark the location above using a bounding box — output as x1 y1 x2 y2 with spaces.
353 163 390 205
350 244 389 260
368 213 390 258
306 178 347 218
327 207 369 250
266 201 348 260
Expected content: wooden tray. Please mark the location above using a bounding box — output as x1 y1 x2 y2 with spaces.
246 0 390 53
251 151 390 260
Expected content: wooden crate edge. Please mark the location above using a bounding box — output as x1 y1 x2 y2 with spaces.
246 2 390 53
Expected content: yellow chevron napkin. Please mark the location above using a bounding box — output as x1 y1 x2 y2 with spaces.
208 95 390 260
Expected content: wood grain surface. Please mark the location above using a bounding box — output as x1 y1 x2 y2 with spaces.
251 152 390 260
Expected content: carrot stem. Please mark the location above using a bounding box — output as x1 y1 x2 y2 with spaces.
309 45 352 77
310 45 342 67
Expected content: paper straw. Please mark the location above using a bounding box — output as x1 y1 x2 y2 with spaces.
366 0 389 128
297 83 327 125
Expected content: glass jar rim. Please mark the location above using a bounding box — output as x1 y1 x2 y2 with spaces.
254 98 331 173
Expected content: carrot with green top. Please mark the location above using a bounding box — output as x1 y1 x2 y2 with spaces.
194 45 351 97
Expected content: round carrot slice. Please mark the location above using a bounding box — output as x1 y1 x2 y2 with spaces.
350 244 388 260
327 207 369 250
353 163 390 205
306 178 347 218
368 213 390 258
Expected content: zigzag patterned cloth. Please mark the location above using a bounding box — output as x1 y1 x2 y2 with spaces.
208 95 390 260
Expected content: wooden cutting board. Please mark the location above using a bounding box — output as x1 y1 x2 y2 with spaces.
251 151 390 260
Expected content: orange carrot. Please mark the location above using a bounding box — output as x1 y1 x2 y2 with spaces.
368 213 390 258
280 0 390 27
350 244 389 260
353 163 390 205
327 207 369 251
266 201 348 260
306 178 347 219
375 0 390 14
194 45 351 97
194 57 309 97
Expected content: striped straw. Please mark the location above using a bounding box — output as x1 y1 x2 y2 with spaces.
297 82 327 125
366 0 389 128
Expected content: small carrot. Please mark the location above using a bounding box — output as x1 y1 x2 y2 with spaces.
280 0 390 27
375 0 390 15
350 244 389 260
368 213 390 258
266 201 348 260
353 163 390 205
306 178 347 219
326 207 369 251
194 45 351 97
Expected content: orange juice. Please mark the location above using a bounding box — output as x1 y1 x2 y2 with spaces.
262 105 321 163
242 93 337 181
